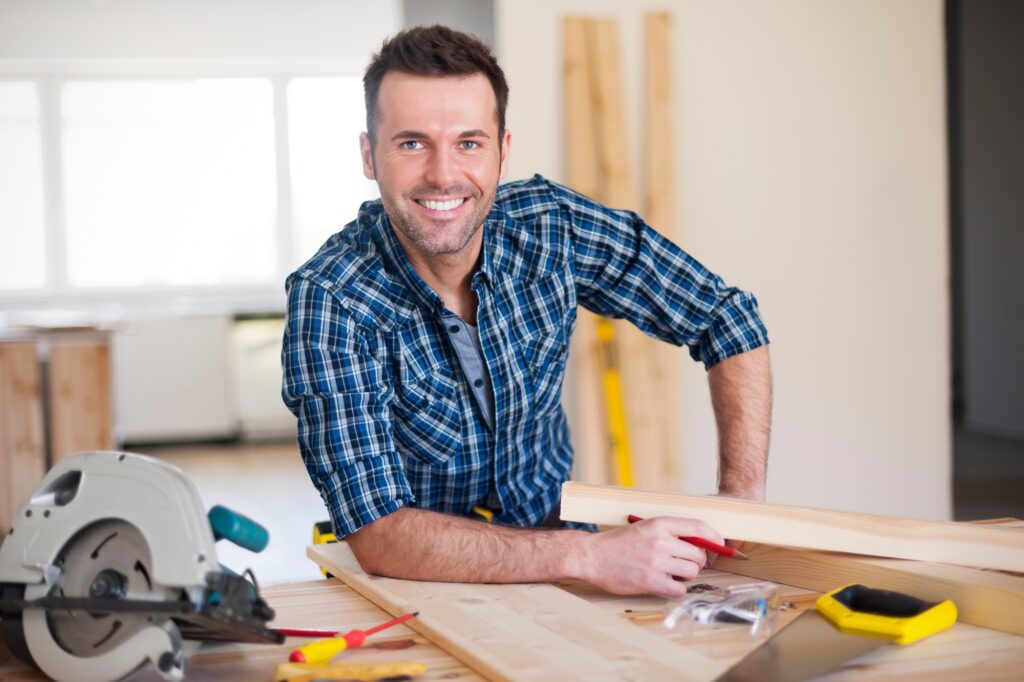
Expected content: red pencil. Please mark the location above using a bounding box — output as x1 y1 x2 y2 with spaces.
626 514 750 560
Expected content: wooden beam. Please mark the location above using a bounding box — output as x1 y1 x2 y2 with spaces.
563 16 609 485
308 542 725 681
0 341 46 534
560 482 1024 572
563 16 601 202
585 17 669 492
716 535 1024 636
641 11 684 492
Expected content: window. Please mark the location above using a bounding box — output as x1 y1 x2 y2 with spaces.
288 77 379 268
62 79 278 287
0 81 46 289
0 73 377 302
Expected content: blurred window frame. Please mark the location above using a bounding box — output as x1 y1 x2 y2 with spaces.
0 59 370 315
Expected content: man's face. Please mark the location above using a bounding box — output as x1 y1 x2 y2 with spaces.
360 72 511 260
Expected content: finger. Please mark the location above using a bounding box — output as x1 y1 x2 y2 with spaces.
662 556 702 582
651 572 690 599
649 517 725 546
667 537 708 568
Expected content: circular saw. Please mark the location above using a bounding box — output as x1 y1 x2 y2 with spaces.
0 451 284 681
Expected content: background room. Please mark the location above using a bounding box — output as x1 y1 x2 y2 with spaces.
1 0 1021 587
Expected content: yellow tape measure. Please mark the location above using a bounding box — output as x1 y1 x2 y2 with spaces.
312 521 338 577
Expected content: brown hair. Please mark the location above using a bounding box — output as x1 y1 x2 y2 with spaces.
363 25 509 147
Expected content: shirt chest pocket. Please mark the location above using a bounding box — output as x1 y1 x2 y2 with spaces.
521 325 569 418
391 369 463 466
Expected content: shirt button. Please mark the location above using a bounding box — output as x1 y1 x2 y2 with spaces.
449 324 460 333
473 378 484 388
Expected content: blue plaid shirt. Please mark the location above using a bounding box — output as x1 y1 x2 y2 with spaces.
282 175 768 538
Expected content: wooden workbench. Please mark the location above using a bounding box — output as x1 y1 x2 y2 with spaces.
2 568 1022 681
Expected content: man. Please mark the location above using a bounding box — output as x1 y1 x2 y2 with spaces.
282 26 771 598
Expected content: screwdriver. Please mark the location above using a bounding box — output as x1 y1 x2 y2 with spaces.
627 514 750 560
288 612 419 664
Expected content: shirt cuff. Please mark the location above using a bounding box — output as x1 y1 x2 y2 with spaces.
691 290 770 369
316 458 415 538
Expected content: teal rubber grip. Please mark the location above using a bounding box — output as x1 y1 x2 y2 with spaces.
208 505 270 553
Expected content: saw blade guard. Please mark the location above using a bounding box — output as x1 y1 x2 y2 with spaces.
0 451 219 591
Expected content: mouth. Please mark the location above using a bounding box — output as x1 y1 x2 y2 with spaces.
414 196 469 216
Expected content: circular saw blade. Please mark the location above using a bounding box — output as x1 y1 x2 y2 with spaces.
47 519 179 658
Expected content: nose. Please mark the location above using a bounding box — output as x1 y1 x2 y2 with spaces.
424 147 459 189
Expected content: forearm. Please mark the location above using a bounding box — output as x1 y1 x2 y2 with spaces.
346 508 588 583
708 345 772 500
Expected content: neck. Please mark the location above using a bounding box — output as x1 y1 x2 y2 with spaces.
396 230 483 324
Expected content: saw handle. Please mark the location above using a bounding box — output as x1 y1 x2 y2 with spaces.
208 505 270 553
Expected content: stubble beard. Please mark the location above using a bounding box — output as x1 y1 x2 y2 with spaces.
379 179 497 257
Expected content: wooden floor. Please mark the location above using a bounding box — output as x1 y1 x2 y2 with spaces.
145 441 329 585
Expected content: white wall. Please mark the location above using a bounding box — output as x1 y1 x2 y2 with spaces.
0 0 400 62
497 0 951 519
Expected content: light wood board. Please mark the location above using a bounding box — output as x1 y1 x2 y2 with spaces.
308 542 724 681
640 11 684 492
717 540 1024 636
560 482 1024 572
563 16 610 485
581 16 677 492
0 342 46 534
47 337 114 463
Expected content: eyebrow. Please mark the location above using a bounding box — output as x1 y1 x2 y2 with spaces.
389 129 491 142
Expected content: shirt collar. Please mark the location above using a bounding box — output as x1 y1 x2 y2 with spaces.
372 205 504 314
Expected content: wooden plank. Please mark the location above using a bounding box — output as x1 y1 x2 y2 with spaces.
563 16 609 485
0 342 46 534
47 336 114 463
585 17 668 492
716 541 1024 636
641 11 684 492
559 481 1024 572
585 18 634 209
563 16 601 202
191 580 479 682
308 542 724 682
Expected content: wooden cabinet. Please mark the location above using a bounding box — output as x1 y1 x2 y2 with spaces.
0 333 113 533
0 341 46 535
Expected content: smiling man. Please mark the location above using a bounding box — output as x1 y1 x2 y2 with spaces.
282 26 771 597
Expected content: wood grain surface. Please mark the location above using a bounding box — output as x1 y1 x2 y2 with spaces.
0 342 45 534
308 541 725 681
715 519 1024 636
560 482 1024 572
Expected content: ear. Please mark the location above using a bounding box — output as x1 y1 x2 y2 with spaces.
498 129 512 180
359 132 376 180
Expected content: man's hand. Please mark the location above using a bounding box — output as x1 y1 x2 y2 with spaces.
574 516 724 598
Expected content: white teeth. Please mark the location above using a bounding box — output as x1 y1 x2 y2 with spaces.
420 198 465 211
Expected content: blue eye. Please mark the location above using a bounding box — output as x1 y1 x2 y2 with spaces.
459 140 479 150
400 140 422 150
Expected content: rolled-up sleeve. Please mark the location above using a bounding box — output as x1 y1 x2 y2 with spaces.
281 274 413 537
562 186 769 369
